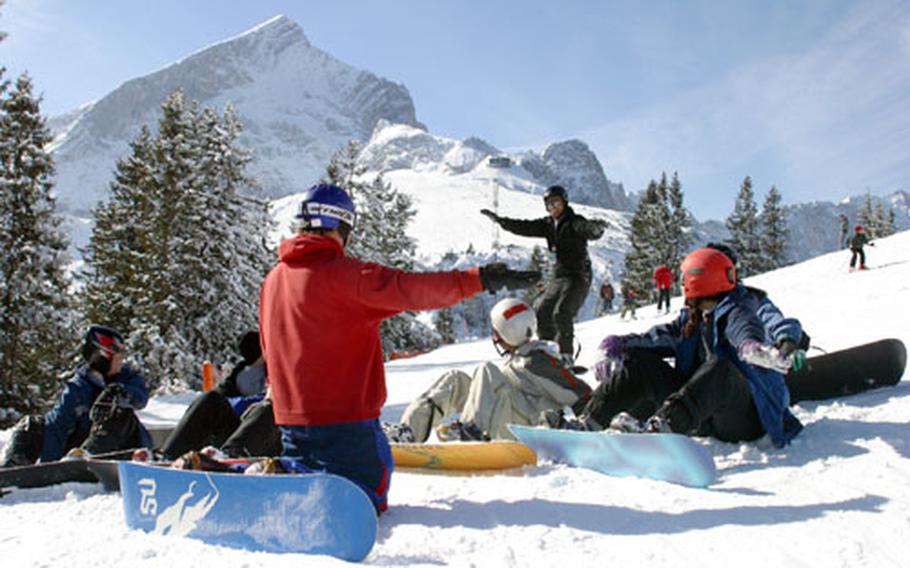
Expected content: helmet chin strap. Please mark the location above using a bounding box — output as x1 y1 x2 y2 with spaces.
491 333 514 357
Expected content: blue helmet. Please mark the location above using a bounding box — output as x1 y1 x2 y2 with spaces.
295 184 356 231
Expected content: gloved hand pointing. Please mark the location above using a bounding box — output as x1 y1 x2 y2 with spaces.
479 263 541 292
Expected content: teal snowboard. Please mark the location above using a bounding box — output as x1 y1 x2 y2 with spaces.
119 461 377 562
508 424 716 487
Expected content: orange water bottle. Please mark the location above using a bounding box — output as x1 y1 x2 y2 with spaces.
202 360 215 392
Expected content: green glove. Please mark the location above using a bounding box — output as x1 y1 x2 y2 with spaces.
777 339 807 373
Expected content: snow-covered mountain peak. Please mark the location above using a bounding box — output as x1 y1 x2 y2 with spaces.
48 16 422 215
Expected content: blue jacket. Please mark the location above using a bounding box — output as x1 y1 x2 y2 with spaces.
41 363 151 461
622 285 803 447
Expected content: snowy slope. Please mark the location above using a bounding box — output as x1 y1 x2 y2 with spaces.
2 232 909 567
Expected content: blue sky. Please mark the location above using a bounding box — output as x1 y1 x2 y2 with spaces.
2 0 908 220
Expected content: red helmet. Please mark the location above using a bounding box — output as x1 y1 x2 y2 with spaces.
680 248 736 299
855 225 864 233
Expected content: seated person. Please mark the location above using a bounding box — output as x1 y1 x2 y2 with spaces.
1 325 151 467
158 331 281 460
555 248 803 448
387 298 592 443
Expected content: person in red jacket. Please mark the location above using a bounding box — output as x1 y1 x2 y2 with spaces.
259 183 539 513
653 264 674 314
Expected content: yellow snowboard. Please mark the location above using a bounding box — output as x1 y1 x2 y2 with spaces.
391 441 537 471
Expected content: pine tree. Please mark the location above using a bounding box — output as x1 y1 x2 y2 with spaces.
857 193 875 236
0 72 77 424
82 91 271 391
760 185 789 270
664 172 692 292
725 176 762 276
523 245 551 305
623 180 662 296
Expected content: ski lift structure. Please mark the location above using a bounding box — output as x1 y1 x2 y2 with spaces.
488 155 512 168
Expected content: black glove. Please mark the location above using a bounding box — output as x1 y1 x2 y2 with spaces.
479 263 542 292
480 209 500 223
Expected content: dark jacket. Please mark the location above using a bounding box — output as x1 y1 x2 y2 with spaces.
496 206 605 277
41 363 151 461
849 233 869 251
620 285 802 447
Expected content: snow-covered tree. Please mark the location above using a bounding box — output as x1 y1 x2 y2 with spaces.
0 72 77 424
82 91 271 391
725 176 762 277
623 172 693 298
623 180 663 297
760 185 789 271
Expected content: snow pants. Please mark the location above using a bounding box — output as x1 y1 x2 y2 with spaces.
583 350 765 443
849 248 866 268
401 362 545 442
160 391 281 460
657 288 671 311
536 271 592 356
280 420 393 514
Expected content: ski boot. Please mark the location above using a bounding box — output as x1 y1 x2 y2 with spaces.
381 421 417 443
436 421 490 442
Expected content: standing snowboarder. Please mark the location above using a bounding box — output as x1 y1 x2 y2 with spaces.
259 183 538 513
0 325 152 467
848 225 873 271
480 185 608 361
619 285 639 320
652 264 674 313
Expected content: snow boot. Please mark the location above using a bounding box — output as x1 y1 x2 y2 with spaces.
436 421 490 442
381 422 417 443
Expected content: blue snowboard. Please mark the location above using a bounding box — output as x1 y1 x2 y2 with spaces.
118 462 377 562
508 424 717 487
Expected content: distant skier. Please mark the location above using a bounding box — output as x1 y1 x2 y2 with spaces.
259 183 539 513
652 264 674 313
386 298 591 443
598 280 615 315
619 285 638 320
839 213 849 250
0 325 152 467
848 225 873 271
481 185 608 361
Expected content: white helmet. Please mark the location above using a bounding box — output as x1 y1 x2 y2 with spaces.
490 298 537 348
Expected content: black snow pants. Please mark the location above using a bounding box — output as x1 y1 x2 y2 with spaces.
583 350 765 443
536 270 592 357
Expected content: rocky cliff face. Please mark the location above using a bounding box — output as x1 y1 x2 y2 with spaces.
48 15 423 214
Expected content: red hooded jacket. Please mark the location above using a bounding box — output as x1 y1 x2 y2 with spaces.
653 265 674 289
260 234 484 426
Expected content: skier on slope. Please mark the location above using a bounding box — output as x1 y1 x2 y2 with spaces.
848 225 874 271
258 183 539 513
544 247 803 448
159 331 281 461
0 325 152 467
480 185 608 362
384 297 592 443
652 264 674 314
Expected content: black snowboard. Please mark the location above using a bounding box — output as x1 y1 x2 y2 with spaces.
0 448 136 495
786 338 907 404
